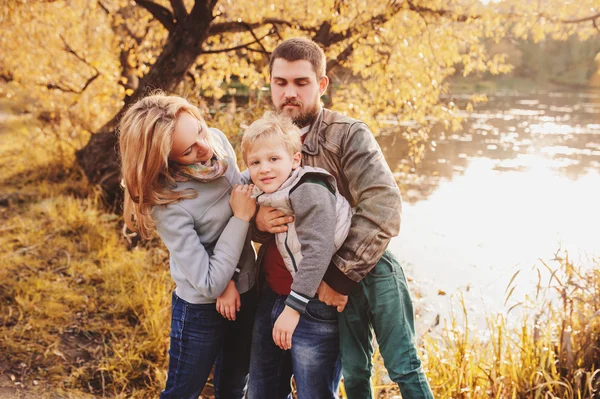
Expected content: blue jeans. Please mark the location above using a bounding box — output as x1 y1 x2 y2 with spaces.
247 286 342 399
160 287 257 399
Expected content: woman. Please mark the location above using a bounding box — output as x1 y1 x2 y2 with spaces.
119 92 257 399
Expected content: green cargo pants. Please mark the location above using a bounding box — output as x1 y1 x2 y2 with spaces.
339 251 434 399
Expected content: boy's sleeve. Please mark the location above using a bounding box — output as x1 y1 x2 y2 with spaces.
285 181 337 314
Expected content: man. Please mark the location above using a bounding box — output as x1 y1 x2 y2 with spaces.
252 37 434 398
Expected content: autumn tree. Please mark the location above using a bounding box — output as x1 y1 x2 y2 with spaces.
1 0 599 205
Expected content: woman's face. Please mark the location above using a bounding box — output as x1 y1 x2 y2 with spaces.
169 112 213 165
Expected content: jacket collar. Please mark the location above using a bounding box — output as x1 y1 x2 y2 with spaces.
302 108 325 156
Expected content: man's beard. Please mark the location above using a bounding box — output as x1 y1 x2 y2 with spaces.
279 99 320 127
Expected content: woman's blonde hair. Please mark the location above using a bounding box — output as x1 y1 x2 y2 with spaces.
119 92 225 239
241 111 302 164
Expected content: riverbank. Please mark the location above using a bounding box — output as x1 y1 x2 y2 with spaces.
1 111 599 398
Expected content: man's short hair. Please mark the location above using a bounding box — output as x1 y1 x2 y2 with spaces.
269 38 326 78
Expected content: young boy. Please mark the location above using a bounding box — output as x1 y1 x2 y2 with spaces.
243 112 351 399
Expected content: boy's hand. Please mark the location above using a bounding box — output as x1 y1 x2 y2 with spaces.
273 306 300 350
317 281 348 312
216 280 240 321
256 206 294 233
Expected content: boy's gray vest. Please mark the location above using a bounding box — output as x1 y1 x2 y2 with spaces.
252 166 353 276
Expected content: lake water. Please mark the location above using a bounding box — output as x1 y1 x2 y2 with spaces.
378 90 600 325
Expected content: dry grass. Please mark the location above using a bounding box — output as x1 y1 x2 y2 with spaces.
416 252 600 399
0 113 172 398
1 104 599 398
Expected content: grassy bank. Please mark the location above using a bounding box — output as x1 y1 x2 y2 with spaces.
0 114 173 398
1 111 599 398
421 254 600 398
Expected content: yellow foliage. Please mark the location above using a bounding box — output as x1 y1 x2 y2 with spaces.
2 0 598 146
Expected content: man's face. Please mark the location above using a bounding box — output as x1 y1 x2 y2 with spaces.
270 59 329 127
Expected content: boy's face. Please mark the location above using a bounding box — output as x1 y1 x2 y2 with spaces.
246 140 301 193
169 112 213 165
270 59 328 127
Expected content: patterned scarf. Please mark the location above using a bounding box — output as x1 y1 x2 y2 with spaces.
169 156 229 183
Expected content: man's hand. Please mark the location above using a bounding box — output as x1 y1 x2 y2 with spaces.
317 281 348 312
255 205 294 234
216 280 241 321
273 306 301 350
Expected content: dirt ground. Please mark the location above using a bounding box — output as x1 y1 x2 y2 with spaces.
0 373 47 399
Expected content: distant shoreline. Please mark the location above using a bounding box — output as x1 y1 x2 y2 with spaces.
448 75 600 95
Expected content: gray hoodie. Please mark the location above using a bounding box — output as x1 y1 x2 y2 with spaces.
152 128 256 304
252 166 352 313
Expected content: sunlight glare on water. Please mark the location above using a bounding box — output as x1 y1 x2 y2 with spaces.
381 91 600 325
390 157 600 323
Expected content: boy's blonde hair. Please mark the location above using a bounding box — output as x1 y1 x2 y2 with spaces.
241 111 302 164
118 91 225 239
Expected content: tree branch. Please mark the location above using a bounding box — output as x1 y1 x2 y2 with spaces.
313 21 347 46
135 0 175 32
40 72 101 95
242 22 269 53
0 71 14 82
315 2 406 48
40 82 79 93
97 0 110 14
407 0 481 22
208 18 316 35
169 0 187 21
80 73 101 92
406 0 478 22
559 12 600 24
411 4 450 71
202 29 273 54
189 0 212 21
60 35 99 74
322 0 484 67
99 1 148 45
54 35 101 94
326 39 357 72
320 2 406 68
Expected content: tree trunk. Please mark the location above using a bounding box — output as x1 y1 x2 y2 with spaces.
75 0 215 208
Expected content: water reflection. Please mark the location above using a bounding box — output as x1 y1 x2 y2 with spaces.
378 91 600 203
378 91 600 325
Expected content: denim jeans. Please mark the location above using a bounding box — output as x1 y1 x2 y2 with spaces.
247 286 342 399
339 251 434 399
160 287 257 399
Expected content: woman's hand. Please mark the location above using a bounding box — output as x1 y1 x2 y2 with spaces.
273 306 300 350
229 184 256 222
216 280 240 321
